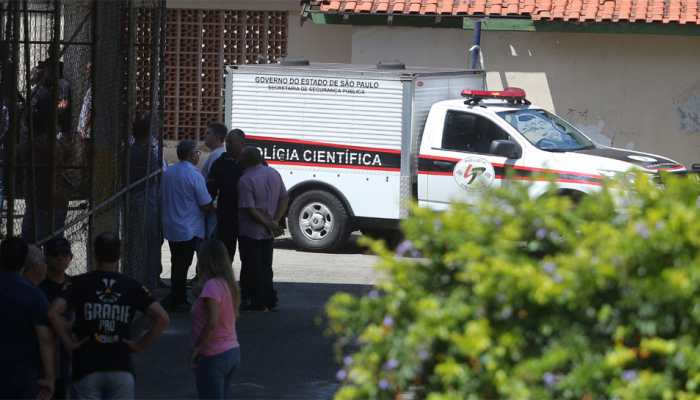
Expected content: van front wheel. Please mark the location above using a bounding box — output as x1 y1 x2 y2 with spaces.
288 190 350 251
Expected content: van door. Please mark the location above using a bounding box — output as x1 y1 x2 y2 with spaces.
418 110 517 210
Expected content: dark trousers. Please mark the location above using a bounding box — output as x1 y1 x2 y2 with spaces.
216 221 238 262
168 237 200 306
238 236 277 308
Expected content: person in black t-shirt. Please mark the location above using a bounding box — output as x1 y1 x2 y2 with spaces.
40 237 73 399
207 129 246 261
48 233 169 399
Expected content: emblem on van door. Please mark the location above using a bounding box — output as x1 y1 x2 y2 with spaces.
453 157 495 191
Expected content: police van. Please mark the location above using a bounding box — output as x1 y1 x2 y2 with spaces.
225 61 687 252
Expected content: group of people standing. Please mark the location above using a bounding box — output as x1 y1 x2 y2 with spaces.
161 123 288 313
0 120 288 399
0 231 248 399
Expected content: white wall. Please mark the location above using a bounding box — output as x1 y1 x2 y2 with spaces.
350 26 700 166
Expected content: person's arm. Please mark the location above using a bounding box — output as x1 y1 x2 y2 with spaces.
35 325 55 400
48 298 86 351
194 173 214 214
273 193 289 223
123 302 169 353
206 160 220 199
191 298 219 366
245 207 277 233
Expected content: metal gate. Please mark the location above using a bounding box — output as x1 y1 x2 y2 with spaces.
0 0 166 279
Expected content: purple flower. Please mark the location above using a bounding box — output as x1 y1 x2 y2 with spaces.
635 222 650 239
378 379 390 390
396 240 422 258
542 262 557 274
493 217 503 227
343 356 353 366
368 290 380 299
385 359 399 370
552 273 563 283
336 369 347 381
622 369 638 382
543 372 558 387
418 350 429 361
383 316 394 328
655 221 665 230
536 228 548 240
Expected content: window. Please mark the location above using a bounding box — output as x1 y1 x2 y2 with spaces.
497 109 594 152
441 111 510 154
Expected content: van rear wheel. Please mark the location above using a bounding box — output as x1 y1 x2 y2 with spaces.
288 190 350 252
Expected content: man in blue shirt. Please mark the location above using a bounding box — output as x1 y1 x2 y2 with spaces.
161 140 213 311
0 236 55 399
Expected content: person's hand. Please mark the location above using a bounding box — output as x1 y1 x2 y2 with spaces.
190 346 201 369
65 335 89 352
123 339 145 353
57 99 68 110
265 220 283 237
37 378 54 400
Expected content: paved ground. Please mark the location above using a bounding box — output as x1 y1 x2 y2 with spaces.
133 234 379 399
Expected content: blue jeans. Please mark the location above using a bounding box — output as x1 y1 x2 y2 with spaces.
72 371 134 400
194 347 240 399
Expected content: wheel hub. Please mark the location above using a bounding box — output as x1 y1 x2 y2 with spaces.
299 202 334 241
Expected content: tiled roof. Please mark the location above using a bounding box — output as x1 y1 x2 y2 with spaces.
308 0 700 24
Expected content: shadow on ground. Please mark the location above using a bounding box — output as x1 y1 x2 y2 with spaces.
274 232 394 255
134 282 370 399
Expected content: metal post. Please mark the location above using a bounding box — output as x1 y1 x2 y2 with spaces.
470 20 482 70
123 0 136 269
23 0 38 242
46 0 62 240
90 0 124 251
6 1 21 236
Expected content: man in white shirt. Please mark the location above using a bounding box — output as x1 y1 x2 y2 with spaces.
201 122 227 179
201 123 227 238
161 140 213 311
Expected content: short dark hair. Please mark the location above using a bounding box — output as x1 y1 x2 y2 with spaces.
240 146 262 168
176 140 197 161
94 232 121 263
0 237 29 272
133 112 151 141
228 128 245 141
44 237 72 257
207 123 228 142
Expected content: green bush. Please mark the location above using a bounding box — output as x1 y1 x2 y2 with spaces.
326 174 700 400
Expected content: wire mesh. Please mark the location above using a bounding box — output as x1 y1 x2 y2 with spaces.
0 0 166 285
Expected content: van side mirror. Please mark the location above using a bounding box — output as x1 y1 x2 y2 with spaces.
490 140 522 159
692 163 700 172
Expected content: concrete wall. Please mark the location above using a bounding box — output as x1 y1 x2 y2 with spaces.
351 26 700 166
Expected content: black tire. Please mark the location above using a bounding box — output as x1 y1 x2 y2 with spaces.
288 190 351 252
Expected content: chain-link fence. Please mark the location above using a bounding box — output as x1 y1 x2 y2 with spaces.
0 0 166 283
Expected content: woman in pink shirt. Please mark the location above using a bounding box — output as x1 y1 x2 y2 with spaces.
191 240 240 399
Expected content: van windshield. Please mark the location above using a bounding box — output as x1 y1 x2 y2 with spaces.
496 109 595 152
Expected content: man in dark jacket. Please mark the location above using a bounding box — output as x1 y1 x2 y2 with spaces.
207 129 245 261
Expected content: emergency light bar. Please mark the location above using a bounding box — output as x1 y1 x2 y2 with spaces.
462 87 530 105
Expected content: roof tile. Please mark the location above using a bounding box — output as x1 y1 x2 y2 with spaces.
309 0 700 24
